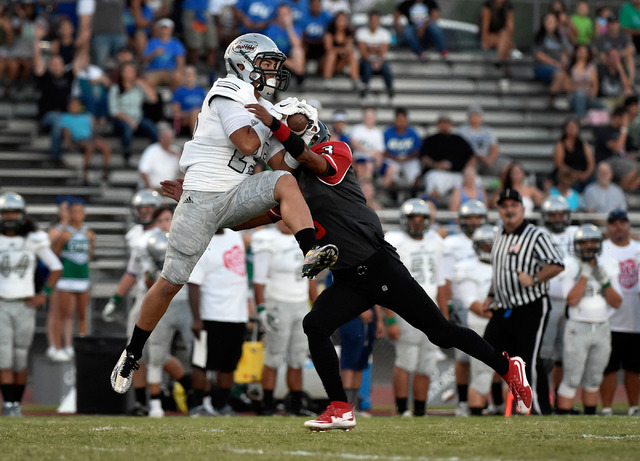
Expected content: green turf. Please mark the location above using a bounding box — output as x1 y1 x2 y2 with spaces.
1 415 639 461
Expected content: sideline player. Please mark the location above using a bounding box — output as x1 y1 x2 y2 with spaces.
0 192 63 416
111 34 338 394
166 102 534 430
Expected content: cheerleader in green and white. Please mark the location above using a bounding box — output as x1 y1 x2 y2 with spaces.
51 200 95 360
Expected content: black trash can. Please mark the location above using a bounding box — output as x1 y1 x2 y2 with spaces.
75 336 128 414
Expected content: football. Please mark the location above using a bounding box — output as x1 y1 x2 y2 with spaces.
287 113 309 133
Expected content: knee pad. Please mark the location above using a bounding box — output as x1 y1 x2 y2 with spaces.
557 382 577 399
147 364 163 384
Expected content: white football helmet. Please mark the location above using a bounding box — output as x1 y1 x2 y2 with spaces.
459 200 487 237
399 198 431 238
147 230 169 270
574 223 603 262
131 189 161 225
541 195 571 234
0 191 26 232
472 224 496 264
224 33 290 97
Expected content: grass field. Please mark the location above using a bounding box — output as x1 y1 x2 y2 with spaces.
1 415 639 461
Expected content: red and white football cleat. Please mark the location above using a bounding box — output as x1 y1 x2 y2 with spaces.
501 352 532 414
304 401 356 431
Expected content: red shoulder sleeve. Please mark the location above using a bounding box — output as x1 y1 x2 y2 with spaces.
311 141 352 186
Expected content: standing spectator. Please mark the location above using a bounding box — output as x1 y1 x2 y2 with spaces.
620 0 640 53
108 62 159 167
142 18 185 90
449 166 487 212
593 106 640 191
532 12 572 109
171 65 206 136
567 44 607 122
77 0 128 69
49 198 94 362
322 11 361 91
420 115 475 200
348 106 386 183
557 224 621 415
600 210 640 417
394 0 448 62
490 162 545 217
188 229 250 416
594 14 636 87
480 0 515 77
181 0 217 84
385 199 444 417
582 162 628 214
50 16 77 68
356 10 394 101
383 107 422 189
252 221 317 416
483 188 565 415
233 0 278 34
300 0 332 73
457 104 506 178
0 192 62 417
138 125 182 191
59 98 112 185
33 23 76 167
124 0 154 58
264 4 306 85
598 49 633 108
553 117 594 192
568 0 594 45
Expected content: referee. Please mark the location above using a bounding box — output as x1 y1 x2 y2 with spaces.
483 189 564 415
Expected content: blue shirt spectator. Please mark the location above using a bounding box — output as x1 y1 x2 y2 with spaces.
60 112 93 142
172 86 206 112
550 186 581 211
144 36 186 71
234 0 279 34
301 5 333 42
384 124 421 159
124 3 154 37
264 22 303 55
287 0 310 27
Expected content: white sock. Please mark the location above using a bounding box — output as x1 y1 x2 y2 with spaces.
149 399 162 412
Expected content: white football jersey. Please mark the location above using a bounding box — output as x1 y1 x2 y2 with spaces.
0 231 62 299
125 224 144 252
602 239 640 332
547 225 578 299
386 229 444 299
126 228 160 299
452 257 492 330
188 229 249 322
563 255 621 323
180 76 276 193
441 232 474 283
252 226 308 303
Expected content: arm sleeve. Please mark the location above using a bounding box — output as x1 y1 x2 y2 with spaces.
214 97 272 144
314 142 353 185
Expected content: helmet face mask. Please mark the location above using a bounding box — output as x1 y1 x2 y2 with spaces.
472 224 495 264
573 224 603 262
541 196 570 233
459 200 487 237
0 192 26 233
224 34 290 97
399 199 431 238
131 189 161 225
305 120 331 146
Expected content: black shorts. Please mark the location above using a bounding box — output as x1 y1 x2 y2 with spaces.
202 320 246 373
604 331 640 374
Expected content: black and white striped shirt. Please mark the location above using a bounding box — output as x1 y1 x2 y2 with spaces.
491 221 564 308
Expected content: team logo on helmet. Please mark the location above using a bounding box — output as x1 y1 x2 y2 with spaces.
232 40 258 55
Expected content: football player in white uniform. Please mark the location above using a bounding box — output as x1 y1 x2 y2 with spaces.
556 224 621 415
453 225 498 416
253 220 317 416
0 192 63 417
538 195 578 407
385 199 444 417
443 200 488 417
112 34 338 394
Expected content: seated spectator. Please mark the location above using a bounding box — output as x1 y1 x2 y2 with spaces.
626 95 640 155
532 12 572 108
457 103 507 178
33 24 77 167
582 162 627 213
480 0 515 77
108 62 159 166
597 49 633 108
73 50 111 126
171 65 206 136
50 16 77 68
420 114 475 200
394 0 449 62
0 4 11 88
552 117 595 192
568 44 607 121
78 0 128 70
356 9 394 101
568 0 594 45
549 167 581 211
138 124 182 191
594 14 636 87
289 0 311 27
383 107 422 188
593 106 640 190
142 19 185 90
300 0 333 74
181 0 217 84
449 166 487 212
108 45 138 83
489 162 544 216
323 0 350 16
124 0 154 58
233 0 278 34
322 11 361 91
620 0 640 53
594 5 613 38
549 0 571 41
330 109 350 143
348 106 387 184
5 1 39 88
264 4 306 84
60 98 112 185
